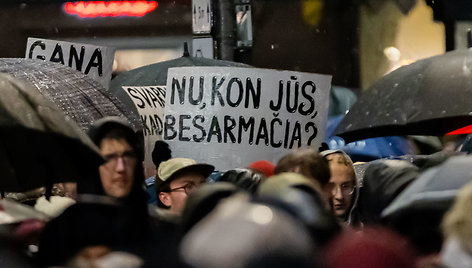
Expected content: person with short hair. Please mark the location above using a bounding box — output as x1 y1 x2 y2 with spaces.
156 158 214 214
274 148 331 208
274 148 330 187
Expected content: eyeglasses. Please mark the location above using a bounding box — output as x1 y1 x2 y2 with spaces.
328 183 355 196
102 150 136 168
167 182 199 195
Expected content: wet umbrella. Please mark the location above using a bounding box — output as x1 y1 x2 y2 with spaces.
326 115 413 162
335 49 472 143
380 155 472 255
382 155 472 219
0 73 102 193
0 58 142 132
110 50 250 115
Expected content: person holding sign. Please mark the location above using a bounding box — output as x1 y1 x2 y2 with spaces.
156 158 214 214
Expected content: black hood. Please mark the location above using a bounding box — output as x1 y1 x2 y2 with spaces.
358 159 419 225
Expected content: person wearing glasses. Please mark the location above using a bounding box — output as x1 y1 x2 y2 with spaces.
85 117 147 204
39 117 188 267
321 150 359 226
156 158 214 214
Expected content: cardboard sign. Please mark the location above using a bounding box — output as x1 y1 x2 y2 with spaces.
164 67 332 170
25 37 115 89
192 0 212 34
122 85 166 178
192 37 214 59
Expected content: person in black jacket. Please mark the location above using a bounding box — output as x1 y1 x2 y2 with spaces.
38 117 185 267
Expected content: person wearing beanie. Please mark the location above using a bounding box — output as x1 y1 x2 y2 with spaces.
248 160 275 178
145 140 172 204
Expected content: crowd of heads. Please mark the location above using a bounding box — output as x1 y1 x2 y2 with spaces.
2 116 472 268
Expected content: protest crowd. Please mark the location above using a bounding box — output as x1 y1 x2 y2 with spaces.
0 13 470 268
0 106 472 268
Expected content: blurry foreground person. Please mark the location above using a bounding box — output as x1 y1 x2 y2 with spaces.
256 172 341 247
219 168 264 194
156 158 214 214
320 150 359 226
180 194 320 268
37 199 144 267
441 182 472 268
0 232 37 267
324 227 417 268
180 182 239 233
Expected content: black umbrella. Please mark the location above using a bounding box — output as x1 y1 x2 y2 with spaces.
0 58 142 132
382 155 472 219
0 73 102 193
335 49 472 143
380 155 472 255
110 52 250 115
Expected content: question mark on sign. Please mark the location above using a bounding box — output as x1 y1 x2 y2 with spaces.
305 122 318 146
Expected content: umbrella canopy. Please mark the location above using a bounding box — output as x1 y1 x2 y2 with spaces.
110 54 250 115
0 58 142 132
382 155 472 219
0 73 102 192
335 49 472 143
326 115 413 162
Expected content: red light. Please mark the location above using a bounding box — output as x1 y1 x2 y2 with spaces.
64 1 158 18
447 124 472 135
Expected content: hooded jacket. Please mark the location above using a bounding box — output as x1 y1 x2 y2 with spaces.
320 149 361 226
358 159 419 225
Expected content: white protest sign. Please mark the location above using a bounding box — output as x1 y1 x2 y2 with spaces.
192 37 214 59
25 37 115 89
122 85 166 178
192 0 212 34
164 67 332 170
